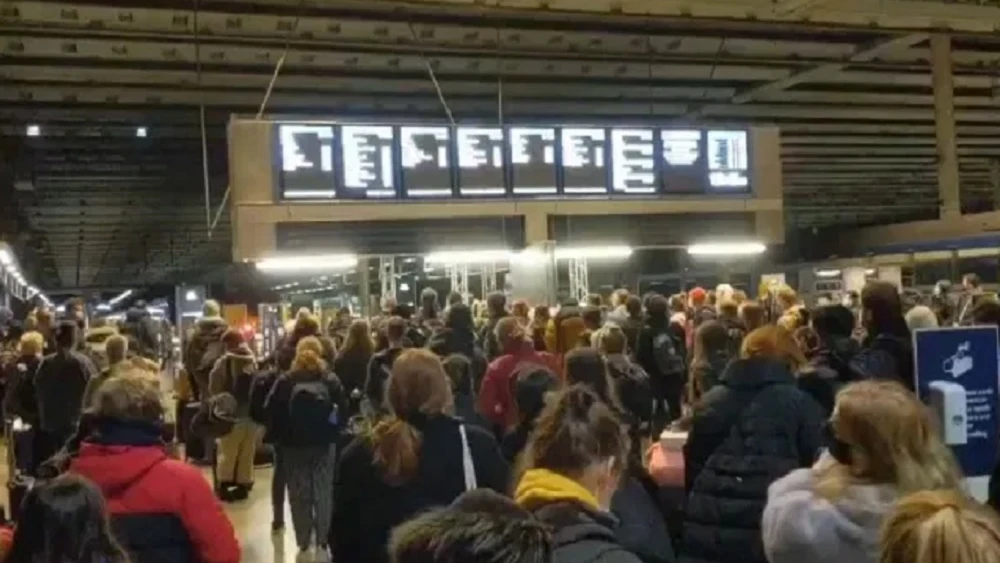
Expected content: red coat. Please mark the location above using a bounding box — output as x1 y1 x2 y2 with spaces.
477 344 560 429
70 442 240 563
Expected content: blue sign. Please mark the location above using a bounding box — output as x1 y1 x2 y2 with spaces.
913 326 1000 482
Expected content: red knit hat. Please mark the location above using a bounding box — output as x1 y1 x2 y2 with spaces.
689 287 707 305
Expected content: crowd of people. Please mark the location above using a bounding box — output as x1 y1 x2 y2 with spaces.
1 278 1000 563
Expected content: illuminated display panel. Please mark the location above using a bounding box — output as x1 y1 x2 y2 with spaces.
273 122 752 200
456 127 506 197
561 127 608 194
509 127 557 196
659 129 706 193
400 126 453 197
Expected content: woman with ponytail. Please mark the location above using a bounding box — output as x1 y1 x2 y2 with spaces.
514 385 644 563
332 349 508 563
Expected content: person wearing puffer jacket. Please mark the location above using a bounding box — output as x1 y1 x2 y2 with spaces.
762 380 962 563
208 329 258 502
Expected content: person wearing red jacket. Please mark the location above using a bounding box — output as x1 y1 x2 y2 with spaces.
70 368 240 563
477 317 560 433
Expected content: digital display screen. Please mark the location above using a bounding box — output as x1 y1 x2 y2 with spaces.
610 128 656 194
341 125 395 198
561 128 607 194
456 127 506 197
400 126 452 197
660 130 705 193
707 130 750 189
273 122 752 200
509 127 557 195
278 124 337 199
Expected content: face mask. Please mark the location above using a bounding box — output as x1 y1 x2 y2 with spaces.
824 422 853 465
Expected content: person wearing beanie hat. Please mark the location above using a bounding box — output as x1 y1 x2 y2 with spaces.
203 299 222 319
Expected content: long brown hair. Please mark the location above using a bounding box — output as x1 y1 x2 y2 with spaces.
339 319 374 360
370 349 454 485
741 325 806 371
815 381 961 500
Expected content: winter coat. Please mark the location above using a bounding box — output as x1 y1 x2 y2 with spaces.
182 316 228 395
533 502 644 563
546 305 585 356
2 354 40 423
853 333 914 391
33 348 95 432
477 343 561 430
480 313 509 362
332 414 508 563
688 351 731 400
611 475 678 563
70 421 240 563
427 327 488 391
333 350 372 407
762 467 899 563
265 369 347 447
679 358 825 563
636 317 686 394
365 346 404 414
208 348 257 419
618 316 644 357
122 308 161 359
606 354 653 427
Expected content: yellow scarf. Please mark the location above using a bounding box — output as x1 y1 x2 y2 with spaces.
514 468 599 511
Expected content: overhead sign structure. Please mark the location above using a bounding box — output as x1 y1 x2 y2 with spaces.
274 122 751 200
913 325 1000 502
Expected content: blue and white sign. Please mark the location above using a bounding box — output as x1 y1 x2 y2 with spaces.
913 325 1000 501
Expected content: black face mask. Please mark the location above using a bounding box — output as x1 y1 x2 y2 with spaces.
824 422 853 465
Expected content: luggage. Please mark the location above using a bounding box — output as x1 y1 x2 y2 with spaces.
179 401 204 461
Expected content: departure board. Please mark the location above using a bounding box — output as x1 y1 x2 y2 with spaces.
456 127 506 197
273 121 753 200
610 128 656 194
278 124 337 199
341 125 395 198
509 127 557 195
400 126 453 197
660 130 706 193
561 128 607 194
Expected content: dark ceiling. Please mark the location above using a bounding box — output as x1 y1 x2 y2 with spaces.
3 0 1000 291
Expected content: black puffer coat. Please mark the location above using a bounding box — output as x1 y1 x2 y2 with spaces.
532 501 644 563
680 358 825 563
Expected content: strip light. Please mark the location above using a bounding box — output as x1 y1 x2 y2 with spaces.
687 242 766 256
425 250 513 265
257 253 358 273
815 269 842 278
554 245 633 261
109 289 133 306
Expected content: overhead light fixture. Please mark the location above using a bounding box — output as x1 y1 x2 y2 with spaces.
26 124 40 137
96 304 111 312
0 249 11 266
136 127 147 138
109 289 133 305
425 249 513 265
185 289 198 302
400 283 411 292
404 257 417 263
554 245 633 261
815 269 842 278
256 253 358 273
865 268 877 276
687 242 766 257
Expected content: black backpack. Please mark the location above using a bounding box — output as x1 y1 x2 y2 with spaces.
608 360 653 426
287 381 339 446
652 331 686 381
248 368 278 425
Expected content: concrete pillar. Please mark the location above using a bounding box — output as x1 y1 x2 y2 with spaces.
931 34 961 220
524 211 550 245
842 267 867 293
358 258 372 317
878 266 903 289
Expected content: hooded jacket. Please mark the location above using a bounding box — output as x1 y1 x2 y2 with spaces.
853 333 914 391
34 347 95 432
183 316 228 395
680 358 825 563
428 327 488 391
69 421 240 563
516 469 644 563
265 368 347 447
2 354 40 423
332 414 508 563
478 342 561 430
689 351 731 400
208 347 257 418
123 308 160 359
762 466 899 563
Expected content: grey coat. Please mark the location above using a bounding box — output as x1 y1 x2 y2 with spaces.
762 464 899 563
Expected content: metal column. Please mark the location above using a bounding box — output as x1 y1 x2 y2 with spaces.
481 263 498 298
358 258 372 316
931 34 961 220
379 256 397 303
447 264 469 298
568 257 589 303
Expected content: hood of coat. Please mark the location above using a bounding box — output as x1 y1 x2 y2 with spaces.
720 357 795 391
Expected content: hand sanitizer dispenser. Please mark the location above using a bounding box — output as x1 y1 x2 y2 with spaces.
929 381 968 446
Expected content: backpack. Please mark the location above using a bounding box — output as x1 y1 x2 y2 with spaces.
608 360 653 425
248 368 279 425
652 331 686 381
287 381 339 446
195 339 226 383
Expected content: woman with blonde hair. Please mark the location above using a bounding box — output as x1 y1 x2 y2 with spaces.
264 335 346 562
762 381 962 563
880 489 1000 563
333 349 507 563
679 325 825 563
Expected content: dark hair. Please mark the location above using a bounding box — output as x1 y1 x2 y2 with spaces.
447 291 464 307
811 304 856 340
692 321 729 367
55 321 78 350
340 319 375 360
973 301 1000 328
647 295 668 319
586 294 603 308
581 306 602 330
861 281 910 340
563 348 620 410
531 305 550 325
389 489 552 563
392 303 414 320
386 316 407 343
740 301 766 331
717 299 738 319
624 295 642 319
8 474 130 563
442 354 473 396
514 367 560 424
487 292 507 317
420 287 439 320
445 304 475 334
524 385 628 478
964 273 982 288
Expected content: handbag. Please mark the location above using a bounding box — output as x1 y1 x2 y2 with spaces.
459 424 477 491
